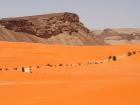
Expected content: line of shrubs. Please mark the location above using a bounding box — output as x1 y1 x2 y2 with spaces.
0 50 139 73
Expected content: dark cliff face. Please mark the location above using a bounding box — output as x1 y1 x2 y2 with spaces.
0 12 90 39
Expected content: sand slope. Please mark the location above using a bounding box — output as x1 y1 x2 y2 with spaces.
0 42 140 105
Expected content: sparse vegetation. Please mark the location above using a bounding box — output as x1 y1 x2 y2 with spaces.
46 64 53 67
133 51 136 54
58 64 63 66
100 61 103 63
13 68 18 70
112 56 117 61
5 68 8 71
0 50 138 73
65 64 69 66
37 66 40 68
87 61 92 64
108 56 112 59
77 63 82 66
127 52 132 56
95 62 99 64
22 67 25 72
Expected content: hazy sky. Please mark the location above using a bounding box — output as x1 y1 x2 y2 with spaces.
0 0 140 29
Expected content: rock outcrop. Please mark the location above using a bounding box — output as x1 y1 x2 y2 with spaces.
0 24 48 43
93 28 140 44
0 12 104 45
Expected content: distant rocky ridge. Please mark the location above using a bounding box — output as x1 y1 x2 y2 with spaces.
1 12 139 45
0 12 104 45
93 28 140 44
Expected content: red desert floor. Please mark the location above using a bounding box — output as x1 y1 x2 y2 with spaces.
0 42 140 105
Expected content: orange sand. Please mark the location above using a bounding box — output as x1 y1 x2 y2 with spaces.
0 41 140 105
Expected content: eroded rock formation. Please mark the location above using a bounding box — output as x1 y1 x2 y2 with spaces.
0 12 90 38
0 12 104 45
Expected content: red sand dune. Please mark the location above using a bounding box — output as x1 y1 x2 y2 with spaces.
0 41 140 105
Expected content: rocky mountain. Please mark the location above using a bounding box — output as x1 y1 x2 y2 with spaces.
0 24 49 43
93 28 140 44
0 12 104 45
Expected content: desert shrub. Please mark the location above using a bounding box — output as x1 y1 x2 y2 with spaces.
69 64 73 66
87 61 92 65
112 56 117 61
65 64 69 66
133 51 136 54
108 56 112 59
127 52 132 56
13 68 18 70
46 64 50 66
0 68 2 71
100 61 103 63
37 66 40 68
58 64 63 66
5 68 8 71
95 62 99 64
77 63 82 66
22 67 25 72
46 64 53 67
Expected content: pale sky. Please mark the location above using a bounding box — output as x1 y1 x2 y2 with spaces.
0 0 140 29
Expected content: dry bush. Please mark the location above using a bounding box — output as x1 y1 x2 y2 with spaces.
5 68 8 71
108 56 112 59
77 63 82 66
133 51 136 54
100 61 104 63
127 52 132 56
65 64 69 66
37 66 40 68
21 67 25 72
13 68 18 70
58 64 63 66
46 64 53 67
95 62 99 64
87 61 92 65
112 56 117 61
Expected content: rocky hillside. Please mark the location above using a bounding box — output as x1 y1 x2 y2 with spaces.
93 28 140 44
0 12 104 45
0 24 49 43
